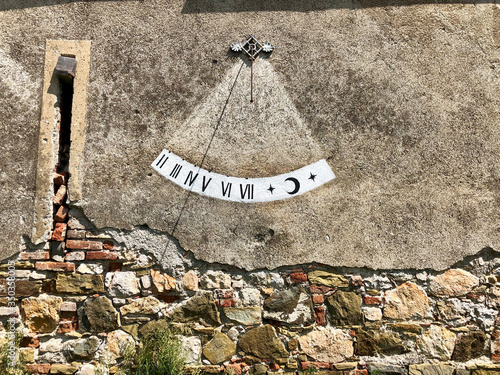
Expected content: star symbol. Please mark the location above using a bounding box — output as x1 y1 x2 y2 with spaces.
308 172 317 182
267 184 275 194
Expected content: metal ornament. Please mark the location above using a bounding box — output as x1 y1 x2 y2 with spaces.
231 35 274 103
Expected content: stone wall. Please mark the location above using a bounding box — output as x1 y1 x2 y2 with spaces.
2 209 500 374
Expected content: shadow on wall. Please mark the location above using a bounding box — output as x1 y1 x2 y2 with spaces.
181 0 496 13
0 0 140 11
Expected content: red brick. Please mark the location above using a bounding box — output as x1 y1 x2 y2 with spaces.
302 362 330 370
53 184 67 205
312 294 324 304
66 240 103 250
57 321 77 333
492 353 500 362
269 363 280 371
53 171 68 186
363 296 382 305
103 240 115 250
65 251 85 261
35 262 75 272
66 229 85 239
54 205 69 222
310 285 334 294
51 222 67 242
218 298 237 307
86 251 119 260
315 306 326 326
290 271 308 283
20 251 50 261
26 364 50 374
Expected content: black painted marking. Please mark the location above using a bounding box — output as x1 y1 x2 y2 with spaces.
240 183 254 200
202 176 212 192
309 172 316 181
267 184 275 194
221 181 232 198
184 171 198 187
285 177 300 195
156 154 168 169
170 164 183 179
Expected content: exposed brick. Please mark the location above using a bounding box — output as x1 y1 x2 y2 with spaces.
35 262 75 272
363 296 382 305
218 298 237 307
492 353 500 363
302 362 330 370
310 285 335 294
269 363 280 371
65 252 85 261
53 171 68 186
66 240 103 250
60 302 77 312
26 364 51 374
216 290 234 299
20 251 50 261
315 306 326 326
57 321 77 333
54 205 69 222
66 229 85 239
103 240 115 250
290 271 308 283
53 184 67 205
312 294 324 304
51 222 67 242
86 251 119 260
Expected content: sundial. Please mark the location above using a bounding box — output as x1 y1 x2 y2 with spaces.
151 35 336 203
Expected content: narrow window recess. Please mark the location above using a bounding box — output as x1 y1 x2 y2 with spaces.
33 40 91 245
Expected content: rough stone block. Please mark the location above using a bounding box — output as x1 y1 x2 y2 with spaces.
26 363 51 374
55 274 105 294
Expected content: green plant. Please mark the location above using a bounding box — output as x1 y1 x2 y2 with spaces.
0 331 28 375
299 364 318 374
370 370 383 375
131 324 186 375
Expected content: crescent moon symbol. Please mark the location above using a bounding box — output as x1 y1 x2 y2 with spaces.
285 177 300 195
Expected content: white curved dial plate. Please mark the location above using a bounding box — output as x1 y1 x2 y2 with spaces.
152 149 335 203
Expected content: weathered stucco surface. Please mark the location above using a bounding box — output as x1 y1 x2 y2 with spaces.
1 0 500 269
